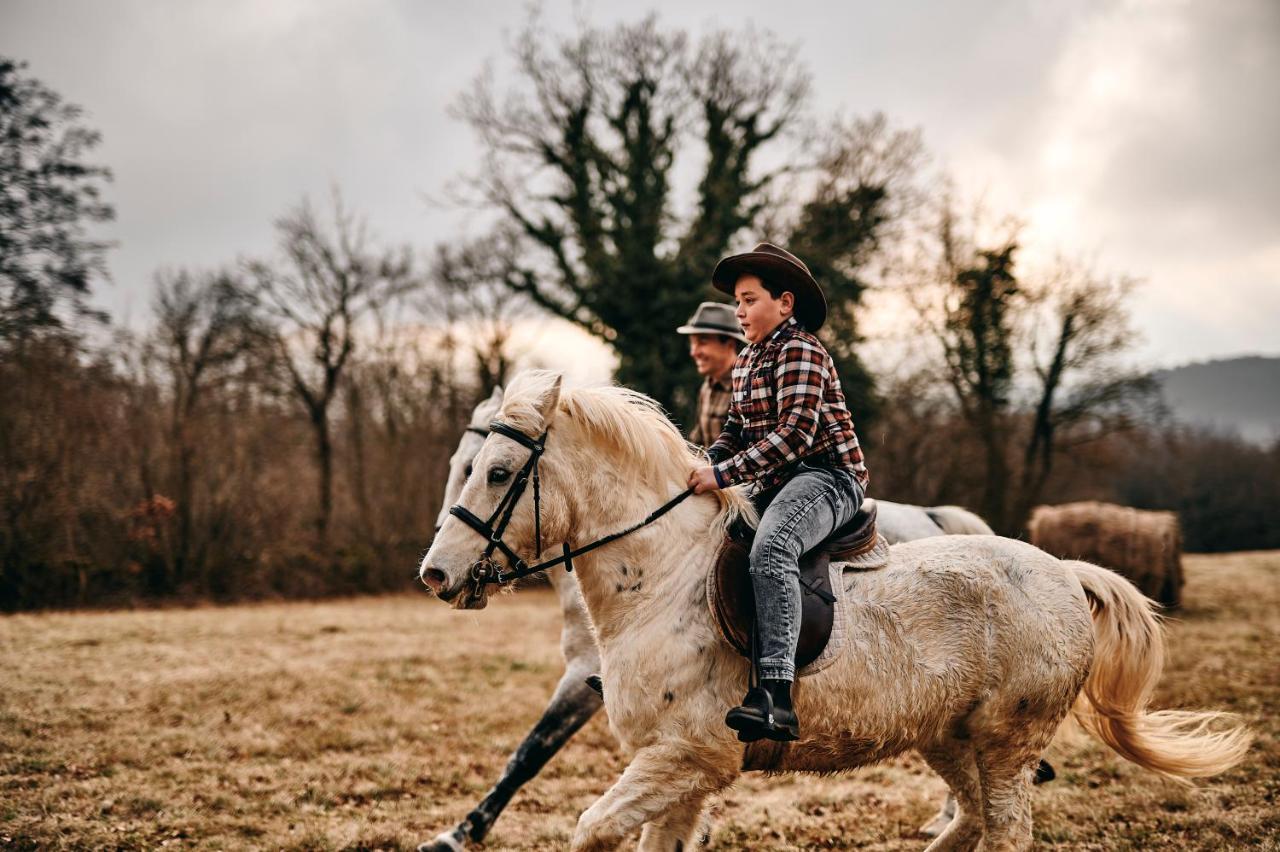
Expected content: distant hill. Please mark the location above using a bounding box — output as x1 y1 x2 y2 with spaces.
1155 356 1280 444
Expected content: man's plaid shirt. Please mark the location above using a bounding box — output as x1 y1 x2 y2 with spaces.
707 317 869 492
687 370 733 448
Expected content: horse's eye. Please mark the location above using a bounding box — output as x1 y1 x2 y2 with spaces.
464 464 473 479
488 467 512 485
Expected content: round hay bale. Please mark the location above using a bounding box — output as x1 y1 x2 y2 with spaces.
1028 501 1183 608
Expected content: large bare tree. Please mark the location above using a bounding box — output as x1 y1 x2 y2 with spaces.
915 203 1156 533
249 196 418 544
1012 263 1158 526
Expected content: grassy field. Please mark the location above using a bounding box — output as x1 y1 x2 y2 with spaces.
1 552 1276 851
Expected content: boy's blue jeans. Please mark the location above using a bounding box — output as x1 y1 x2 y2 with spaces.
749 461 864 682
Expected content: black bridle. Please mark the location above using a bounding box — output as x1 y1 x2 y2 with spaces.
447 419 695 593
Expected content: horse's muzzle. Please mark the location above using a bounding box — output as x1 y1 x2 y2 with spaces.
420 564 490 610
420 565 450 595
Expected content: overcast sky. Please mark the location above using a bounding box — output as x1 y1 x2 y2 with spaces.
6 0 1278 377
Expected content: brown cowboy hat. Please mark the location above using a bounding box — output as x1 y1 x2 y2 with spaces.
711 243 827 332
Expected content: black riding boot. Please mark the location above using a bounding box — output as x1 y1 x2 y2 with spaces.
725 678 800 743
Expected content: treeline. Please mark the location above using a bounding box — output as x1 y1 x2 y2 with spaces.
1112 426 1280 552
5 314 1273 611
868 387 1280 554
0 258 492 609
3 21 1275 611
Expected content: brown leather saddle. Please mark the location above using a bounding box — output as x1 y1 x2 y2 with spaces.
709 498 880 669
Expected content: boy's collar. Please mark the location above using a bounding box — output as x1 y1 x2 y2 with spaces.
752 316 799 347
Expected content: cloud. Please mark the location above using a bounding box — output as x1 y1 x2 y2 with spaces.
1034 0 1279 249
971 0 1280 363
7 0 1274 366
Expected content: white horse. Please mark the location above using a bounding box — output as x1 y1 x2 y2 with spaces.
418 385 993 850
420 372 1249 852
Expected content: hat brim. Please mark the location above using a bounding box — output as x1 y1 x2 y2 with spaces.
676 323 749 345
711 252 827 333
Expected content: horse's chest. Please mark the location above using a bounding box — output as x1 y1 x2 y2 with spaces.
602 636 718 740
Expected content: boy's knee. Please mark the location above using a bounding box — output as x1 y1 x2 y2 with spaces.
749 531 802 573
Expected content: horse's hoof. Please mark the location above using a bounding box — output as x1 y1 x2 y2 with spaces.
417 828 467 852
919 797 957 838
919 811 953 838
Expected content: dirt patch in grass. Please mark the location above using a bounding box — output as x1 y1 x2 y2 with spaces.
1 552 1276 850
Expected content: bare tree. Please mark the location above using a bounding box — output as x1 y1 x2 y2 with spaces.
430 233 534 400
913 201 1156 533
150 268 259 587
1012 264 1158 525
248 195 418 544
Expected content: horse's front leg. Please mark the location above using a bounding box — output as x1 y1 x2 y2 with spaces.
636 793 710 851
572 746 732 852
418 581 603 852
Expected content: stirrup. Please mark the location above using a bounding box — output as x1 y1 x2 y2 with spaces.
725 624 800 743
725 686 773 743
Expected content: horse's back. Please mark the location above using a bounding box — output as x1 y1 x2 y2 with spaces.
821 535 1094 737
867 535 1093 648
868 534 1087 608
876 500 948 543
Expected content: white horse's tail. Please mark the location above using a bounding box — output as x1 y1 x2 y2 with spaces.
924 505 995 535
1066 560 1252 781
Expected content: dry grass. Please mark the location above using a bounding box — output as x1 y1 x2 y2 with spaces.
1 552 1276 851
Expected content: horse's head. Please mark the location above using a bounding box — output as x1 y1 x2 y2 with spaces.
420 371 568 609
433 384 505 535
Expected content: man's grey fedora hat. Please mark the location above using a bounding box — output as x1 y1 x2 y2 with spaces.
677 302 749 345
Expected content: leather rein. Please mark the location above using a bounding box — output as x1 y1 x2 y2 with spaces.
448 419 695 595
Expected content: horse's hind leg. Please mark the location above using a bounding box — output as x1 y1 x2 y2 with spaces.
974 744 1036 852
636 793 709 851
920 739 984 852
418 670 602 851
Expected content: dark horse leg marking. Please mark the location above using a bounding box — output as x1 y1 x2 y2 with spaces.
923 508 948 534
417 674 603 851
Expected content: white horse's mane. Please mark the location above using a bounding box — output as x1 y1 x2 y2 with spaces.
501 370 754 532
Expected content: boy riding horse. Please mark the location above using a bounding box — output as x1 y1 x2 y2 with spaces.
688 243 869 743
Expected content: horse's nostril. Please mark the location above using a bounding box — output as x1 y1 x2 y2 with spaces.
422 567 448 593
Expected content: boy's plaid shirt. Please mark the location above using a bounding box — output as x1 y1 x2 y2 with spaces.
707 317 869 492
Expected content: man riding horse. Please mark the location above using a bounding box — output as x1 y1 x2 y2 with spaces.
676 301 747 449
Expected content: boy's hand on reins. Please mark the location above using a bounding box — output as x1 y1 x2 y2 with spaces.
688 465 721 494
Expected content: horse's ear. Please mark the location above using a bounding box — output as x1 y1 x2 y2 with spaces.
534 375 561 425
